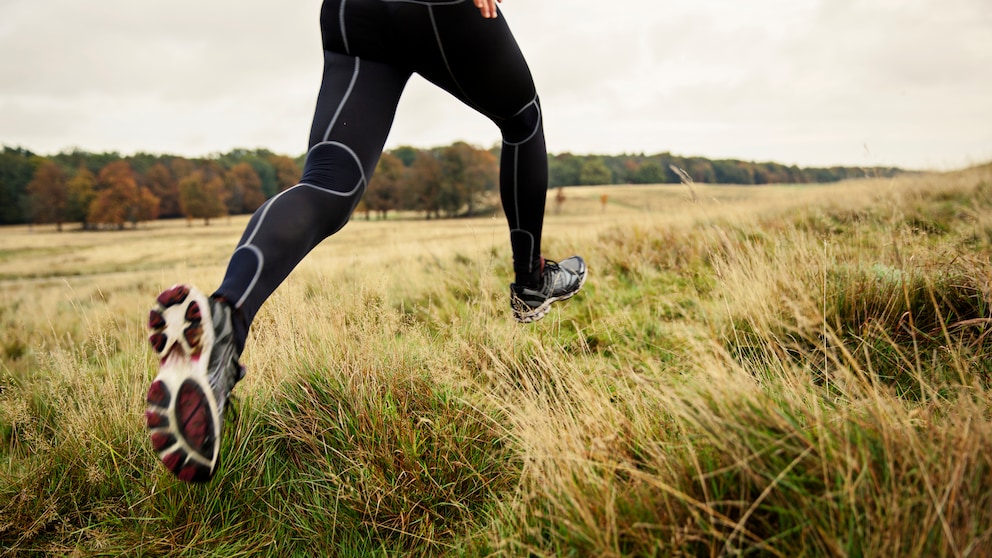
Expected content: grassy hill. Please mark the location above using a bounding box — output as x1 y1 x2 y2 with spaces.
2 166 992 556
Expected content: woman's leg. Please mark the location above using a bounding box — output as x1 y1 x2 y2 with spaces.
213 48 411 351
146 1 416 483
382 0 549 286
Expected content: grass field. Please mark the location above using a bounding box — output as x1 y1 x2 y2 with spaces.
3 167 992 556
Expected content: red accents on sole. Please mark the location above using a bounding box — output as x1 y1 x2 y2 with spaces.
150 432 176 452
146 380 170 407
145 284 220 484
184 325 204 355
176 381 213 458
148 309 166 330
156 285 190 307
145 410 168 428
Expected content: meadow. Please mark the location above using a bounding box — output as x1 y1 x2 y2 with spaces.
2 166 992 556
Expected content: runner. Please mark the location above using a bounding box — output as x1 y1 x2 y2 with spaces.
144 0 587 482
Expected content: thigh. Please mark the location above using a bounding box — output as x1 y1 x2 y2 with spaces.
319 0 536 125
307 49 411 179
388 0 539 121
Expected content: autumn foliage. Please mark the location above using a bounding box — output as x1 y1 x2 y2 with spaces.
225 163 267 215
9 149 305 230
179 170 227 226
144 163 179 217
87 161 160 229
25 161 68 231
2 143 904 230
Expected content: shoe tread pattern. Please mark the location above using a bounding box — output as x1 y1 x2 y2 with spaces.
145 285 220 483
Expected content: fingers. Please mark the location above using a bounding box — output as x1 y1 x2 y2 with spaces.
474 0 493 19
473 0 501 19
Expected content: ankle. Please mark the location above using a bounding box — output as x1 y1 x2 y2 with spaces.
515 256 545 287
210 294 247 356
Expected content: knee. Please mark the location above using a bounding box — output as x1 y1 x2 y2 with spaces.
500 98 542 145
300 141 367 197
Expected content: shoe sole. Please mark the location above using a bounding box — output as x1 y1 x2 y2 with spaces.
513 266 588 324
145 285 221 483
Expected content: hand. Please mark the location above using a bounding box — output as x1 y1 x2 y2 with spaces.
473 0 502 19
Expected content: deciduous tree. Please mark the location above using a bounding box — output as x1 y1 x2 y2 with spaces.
224 162 265 214
366 152 403 219
170 158 196 183
239 153 277 198
144 163 180 217
269 155 302 193
179 171 227 226
88 160 159 228
437 142 497 217
0 147 38 225
464 147 497 215
403 151 443 219
26 160 68 231
136 186 161 224
578 158 612 186
389 145 419 167
67 168 97 228
548 152 583 188
89 161 137 229
633 161 665 184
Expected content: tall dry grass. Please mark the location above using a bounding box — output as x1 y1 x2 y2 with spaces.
2 166 992 555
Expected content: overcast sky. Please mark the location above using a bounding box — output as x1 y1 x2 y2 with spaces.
1 0 990 170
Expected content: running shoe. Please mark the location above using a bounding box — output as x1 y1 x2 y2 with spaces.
145 285 244 482
510 256 587 323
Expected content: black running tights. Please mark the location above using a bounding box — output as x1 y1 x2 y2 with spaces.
214 0 549 349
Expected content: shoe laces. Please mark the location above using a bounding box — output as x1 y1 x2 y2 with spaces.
541 259 565 288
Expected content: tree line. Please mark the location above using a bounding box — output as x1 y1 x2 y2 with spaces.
0 144 901 229
0 143 498 229
0 147 304 230
548 152 902 188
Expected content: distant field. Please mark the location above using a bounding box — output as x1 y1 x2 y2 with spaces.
0 182 868 346
0 181 866 280
3 169 992 556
